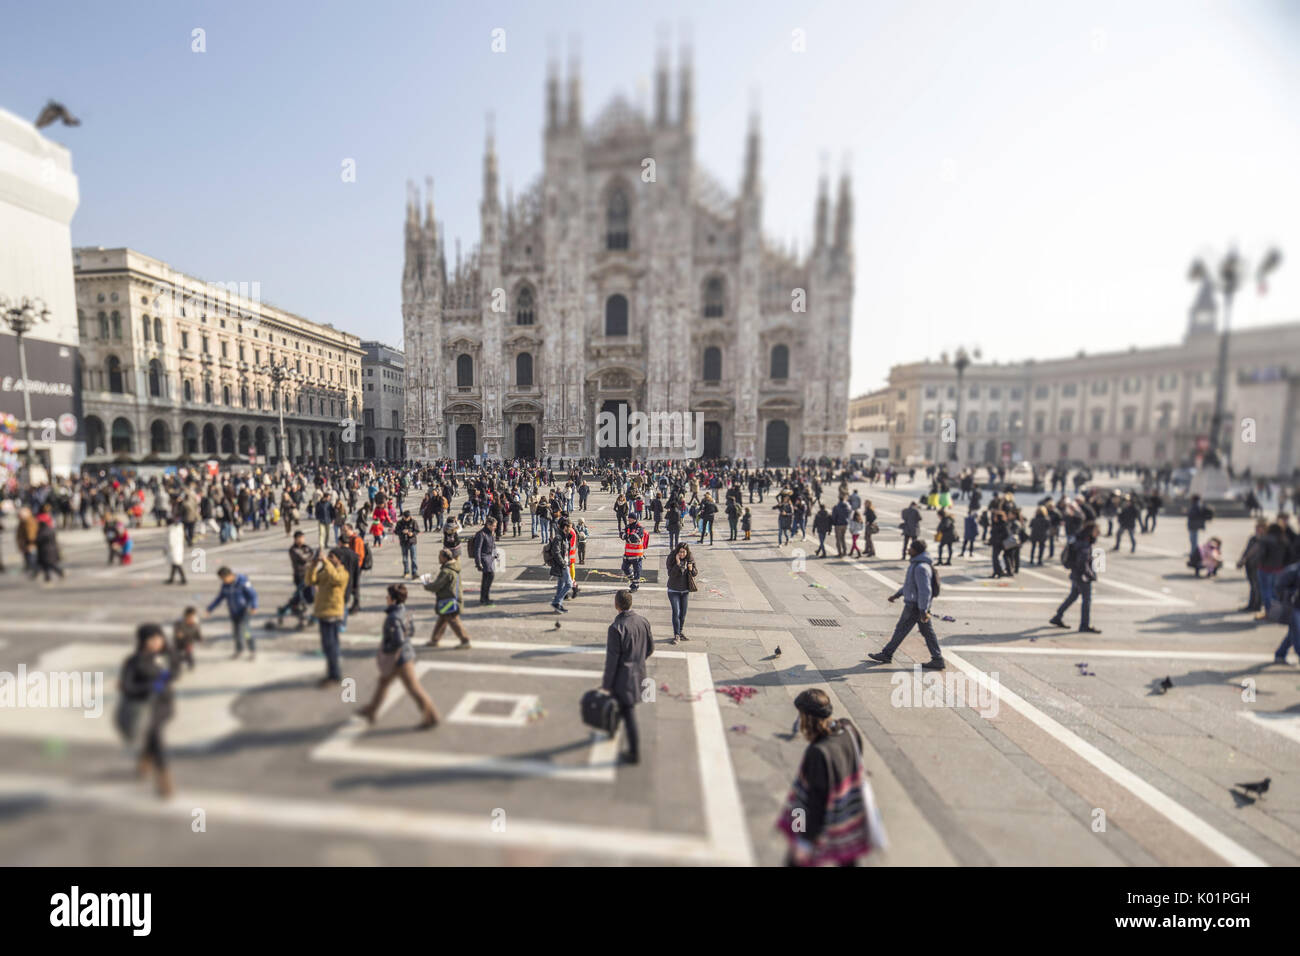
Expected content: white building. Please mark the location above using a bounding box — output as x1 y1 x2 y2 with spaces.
401 50 854 465
0 106 82 476
880 291 1300 475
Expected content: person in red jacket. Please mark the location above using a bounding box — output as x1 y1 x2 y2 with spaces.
620 517 649 592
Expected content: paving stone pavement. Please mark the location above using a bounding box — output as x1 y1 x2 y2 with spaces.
0 476 1296 866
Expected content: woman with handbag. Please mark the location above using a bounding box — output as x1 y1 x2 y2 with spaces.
776 689 886 867
424 547 471 648
666 542 698 645
862 500 878 558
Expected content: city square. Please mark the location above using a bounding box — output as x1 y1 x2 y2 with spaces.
0 474 1296 868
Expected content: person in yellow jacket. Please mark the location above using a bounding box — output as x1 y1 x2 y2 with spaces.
306 550 350 687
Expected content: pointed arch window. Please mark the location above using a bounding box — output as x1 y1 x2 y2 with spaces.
703 277 725 318
604 295 629 337
702 346 722 382
606 188 629 250
456 354 474 387
516 352 533 387
515 285 535 325
769 344 789 380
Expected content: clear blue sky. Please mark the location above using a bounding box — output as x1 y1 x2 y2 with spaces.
4 0 1298 393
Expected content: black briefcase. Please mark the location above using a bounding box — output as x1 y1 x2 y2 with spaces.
580 689 621 735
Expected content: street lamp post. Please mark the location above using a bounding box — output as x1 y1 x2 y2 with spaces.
262 360 300 472
950 346 980 465
1 295 52 484
1189 247 1282 469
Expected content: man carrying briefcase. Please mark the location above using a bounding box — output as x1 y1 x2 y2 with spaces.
596 589 655 765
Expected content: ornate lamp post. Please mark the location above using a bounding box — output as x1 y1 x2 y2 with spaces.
1188 247 1282 468
950 345 980 464
261 360 301 472
1 295 52 482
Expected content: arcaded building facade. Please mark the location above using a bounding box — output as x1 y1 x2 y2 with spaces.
401 52 853 464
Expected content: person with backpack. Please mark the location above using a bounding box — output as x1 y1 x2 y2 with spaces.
868 540 944 670
1050 521 1101 633
960 509 979 558
424 547 471 647
473 517 498 606
396 509 420 579
205 565 259 660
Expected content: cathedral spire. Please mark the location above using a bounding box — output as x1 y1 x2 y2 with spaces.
423 175 435 232
743 111 761 196
677 44 693 131
833 163 853 253
482 115 499 207
814 173 830 253
655 46 670 127
546 57 560 132
566 51 582 129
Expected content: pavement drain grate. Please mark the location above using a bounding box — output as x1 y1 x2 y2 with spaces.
808 618 841 628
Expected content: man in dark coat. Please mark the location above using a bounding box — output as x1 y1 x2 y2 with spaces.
900 501 922 560
601 589 655 765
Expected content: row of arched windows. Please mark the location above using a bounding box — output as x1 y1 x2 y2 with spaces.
504 278 728 330
697 344 790 382
456 353 535 388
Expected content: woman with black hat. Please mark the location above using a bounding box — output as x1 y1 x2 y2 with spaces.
775 689 885 866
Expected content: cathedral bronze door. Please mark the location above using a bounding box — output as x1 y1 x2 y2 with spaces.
599 400 632 461
764 420 790 466
514 423 535 461
703 421 723 459
456 424 477 463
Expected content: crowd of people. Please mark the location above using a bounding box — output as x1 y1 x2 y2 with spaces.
4 452 1299 864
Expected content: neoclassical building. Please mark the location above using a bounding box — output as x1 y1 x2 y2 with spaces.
402 52 854 464
73 247 364 465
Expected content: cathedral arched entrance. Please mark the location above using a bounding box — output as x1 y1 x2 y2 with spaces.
703 421 723 459
514 423 535 461
456 424 477 463
598 400 632 461
764 420 790 466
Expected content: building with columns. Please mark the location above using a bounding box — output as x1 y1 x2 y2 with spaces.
879 289 1300 475
73 247 364 465
401 50 854 464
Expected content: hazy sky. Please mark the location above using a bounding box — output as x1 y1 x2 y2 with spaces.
4 0 1298 393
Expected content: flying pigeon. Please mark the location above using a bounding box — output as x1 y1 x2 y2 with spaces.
35 101 80 129
1236 778 1270 797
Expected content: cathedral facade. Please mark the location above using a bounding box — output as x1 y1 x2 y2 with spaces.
401 53 853 465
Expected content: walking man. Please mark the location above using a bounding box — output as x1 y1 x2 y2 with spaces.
474 517 498 606
868 540 944 670
600 589 654 766
621 516 649 591
900 500 922 561
1050 522 1101 634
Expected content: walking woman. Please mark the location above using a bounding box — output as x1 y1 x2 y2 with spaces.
935 508 956 565
666 542 698 645
848 509 865 558
424 547 471 647
776 689 885 867
861 499 878 557
358 583 439 728
116 623 178 798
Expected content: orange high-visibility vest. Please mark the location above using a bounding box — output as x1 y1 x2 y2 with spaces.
623 526 647 558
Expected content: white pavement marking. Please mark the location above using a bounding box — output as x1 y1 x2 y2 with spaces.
687 650 754 866
1239 712 1300 747
955 645 1274 663
0 771 733 864
851 562 1189 607
1019 565 1192 607
945 649 1269 867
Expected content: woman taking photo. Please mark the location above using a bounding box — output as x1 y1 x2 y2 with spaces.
666 542 698 645
776 689 885 867
424 547 471 648
359 583 439 728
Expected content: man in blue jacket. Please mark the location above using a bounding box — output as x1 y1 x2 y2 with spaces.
207 565 259 659
869 540 944 670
